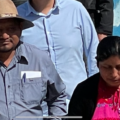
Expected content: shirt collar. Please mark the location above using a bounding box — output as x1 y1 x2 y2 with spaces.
54 0 61 10
26 0 61 16
0 42 28 68
15 42 28 64
26 0 37 16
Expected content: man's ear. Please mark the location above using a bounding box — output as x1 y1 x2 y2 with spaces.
20 22 23 30
19 22 23 36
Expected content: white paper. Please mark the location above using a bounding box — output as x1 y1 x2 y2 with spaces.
21 71 41 79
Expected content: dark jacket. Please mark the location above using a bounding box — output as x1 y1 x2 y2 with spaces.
68 73 100 120
77 0 113 35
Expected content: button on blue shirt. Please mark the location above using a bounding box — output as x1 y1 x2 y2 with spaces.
0 42 66 120
17 0 99 99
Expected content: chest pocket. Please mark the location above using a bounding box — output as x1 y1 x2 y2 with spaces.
20 77 44 105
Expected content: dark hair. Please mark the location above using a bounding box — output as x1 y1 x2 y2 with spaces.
96 36 120 62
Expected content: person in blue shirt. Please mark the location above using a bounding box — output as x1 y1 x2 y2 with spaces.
17 0 99 105
0 0 67 119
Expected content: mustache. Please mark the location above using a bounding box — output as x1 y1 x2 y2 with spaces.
0 38 13 41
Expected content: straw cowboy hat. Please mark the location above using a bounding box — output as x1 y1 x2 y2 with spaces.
0 0 34 29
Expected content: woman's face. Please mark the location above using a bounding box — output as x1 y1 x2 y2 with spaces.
98 55 120 87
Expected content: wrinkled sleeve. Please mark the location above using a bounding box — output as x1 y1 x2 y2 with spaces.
79 3 99 77
97 0 113 35
43 54 67 119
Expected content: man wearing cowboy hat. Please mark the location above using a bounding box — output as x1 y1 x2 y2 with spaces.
0 0 67 119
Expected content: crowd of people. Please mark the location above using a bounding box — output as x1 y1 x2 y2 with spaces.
0 0 117 120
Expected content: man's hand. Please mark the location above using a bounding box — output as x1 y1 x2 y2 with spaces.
98 34 107 41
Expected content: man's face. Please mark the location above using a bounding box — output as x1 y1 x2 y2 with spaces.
0 18 22 52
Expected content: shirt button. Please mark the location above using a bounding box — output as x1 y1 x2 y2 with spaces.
8 85 10 88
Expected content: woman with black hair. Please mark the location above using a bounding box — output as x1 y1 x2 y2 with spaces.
68 36 120 120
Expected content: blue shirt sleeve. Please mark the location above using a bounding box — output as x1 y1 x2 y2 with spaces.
78 3 99 77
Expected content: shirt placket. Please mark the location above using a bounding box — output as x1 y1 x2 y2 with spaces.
1 64 16 120
43 17 56 67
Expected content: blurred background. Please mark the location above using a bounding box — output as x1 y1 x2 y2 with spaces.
113 0 120 36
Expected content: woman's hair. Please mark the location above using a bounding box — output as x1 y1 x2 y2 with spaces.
96 36 120 62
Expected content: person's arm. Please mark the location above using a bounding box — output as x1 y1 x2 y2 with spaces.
97 0 113 40
44 55 67 119
97 34 107 41
79 3 99 77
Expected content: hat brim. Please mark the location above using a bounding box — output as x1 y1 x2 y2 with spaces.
0 16 34 29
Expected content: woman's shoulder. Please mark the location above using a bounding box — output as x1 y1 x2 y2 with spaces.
74 73 100 96
79 73 100 86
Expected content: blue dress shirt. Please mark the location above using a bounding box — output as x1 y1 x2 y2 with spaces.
17 0 99 99
0 42 66 120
